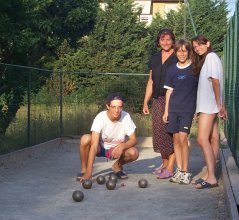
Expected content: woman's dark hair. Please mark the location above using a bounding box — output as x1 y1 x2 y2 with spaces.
156 28 175 47
191 35 213 74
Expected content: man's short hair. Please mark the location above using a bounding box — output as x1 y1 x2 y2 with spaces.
106 92 125 105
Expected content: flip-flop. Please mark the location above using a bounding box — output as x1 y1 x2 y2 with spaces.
157 169 173 179
191 178 204 185
152 164 164 175
195 181 218 189
154 164 164 171
152 170 162 175
115 170 128 179
76 172 84 181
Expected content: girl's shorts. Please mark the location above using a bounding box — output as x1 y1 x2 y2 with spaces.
167 112 194 134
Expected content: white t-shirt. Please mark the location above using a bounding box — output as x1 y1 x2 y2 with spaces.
91 110 136 150
196 52 223 114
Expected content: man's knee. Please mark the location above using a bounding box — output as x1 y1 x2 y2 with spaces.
127 147 139 160
80 134 91 148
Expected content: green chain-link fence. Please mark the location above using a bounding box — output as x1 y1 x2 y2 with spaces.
2 3 239 163
223 0 239 167
0 63 151 154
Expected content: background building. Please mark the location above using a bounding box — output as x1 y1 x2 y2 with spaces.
134 0 181 25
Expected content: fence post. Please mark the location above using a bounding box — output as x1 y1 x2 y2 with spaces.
59 69 63 138
27 69 31 147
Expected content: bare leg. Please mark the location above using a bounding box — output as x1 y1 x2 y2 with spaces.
196 113 218 188
179 132 189 172
79 134 101 173
79 134 91 173
210 121 220 162
112 147 139 172
164 153 175 174
173 133 182 170
199 120 220 180
162 158 169 168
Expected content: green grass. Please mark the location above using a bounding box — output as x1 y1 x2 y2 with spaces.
1 103 227 155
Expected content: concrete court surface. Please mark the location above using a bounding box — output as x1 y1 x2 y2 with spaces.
0 137 231 220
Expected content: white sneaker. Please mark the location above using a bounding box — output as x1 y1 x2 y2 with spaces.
179 172 192 185
170 169 182 183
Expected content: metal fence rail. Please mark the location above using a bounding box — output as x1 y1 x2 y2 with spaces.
0 63 151 154
223 0 239 167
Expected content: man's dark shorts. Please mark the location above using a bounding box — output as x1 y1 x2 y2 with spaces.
167 112 194 134
96 146 114 160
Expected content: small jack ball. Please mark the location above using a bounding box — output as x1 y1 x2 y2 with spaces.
96 175 106 184
138 179 148 188
82 179 92 189
72 190 84 202
106 180 116 190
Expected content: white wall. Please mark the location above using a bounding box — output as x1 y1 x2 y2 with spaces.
134 1 151 14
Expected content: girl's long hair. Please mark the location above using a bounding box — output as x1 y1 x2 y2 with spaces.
191 35 212 74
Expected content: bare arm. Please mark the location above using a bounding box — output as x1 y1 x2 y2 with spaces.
219 97 228 120
143 70 153 115
211 78 228 119
163 89 172 123
211 78 221 109
111 132 137 159
80 131 100 182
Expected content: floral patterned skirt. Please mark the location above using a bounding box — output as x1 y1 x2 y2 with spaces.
152 96 173 159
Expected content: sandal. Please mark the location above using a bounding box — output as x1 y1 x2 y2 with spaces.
154 164 163 171
115 170 128 179
195 181 218 189
76 172 84 181
191 178 204 185
152 164 164 175
157 169 173 179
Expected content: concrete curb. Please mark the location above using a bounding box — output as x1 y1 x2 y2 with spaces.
220 148 239 220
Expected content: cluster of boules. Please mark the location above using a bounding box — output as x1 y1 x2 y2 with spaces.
73 174 148 202
106 174 118 190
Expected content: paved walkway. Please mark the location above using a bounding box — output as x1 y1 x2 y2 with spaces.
0 137 232 220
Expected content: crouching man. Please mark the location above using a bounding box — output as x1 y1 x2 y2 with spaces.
77 93 139 182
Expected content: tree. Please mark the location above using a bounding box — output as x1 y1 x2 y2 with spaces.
146 14 166 56
54 0 149 107
0 0 98 66
0 0 27 64
60 0 149 73
0 0 98 136
159 0 228 53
